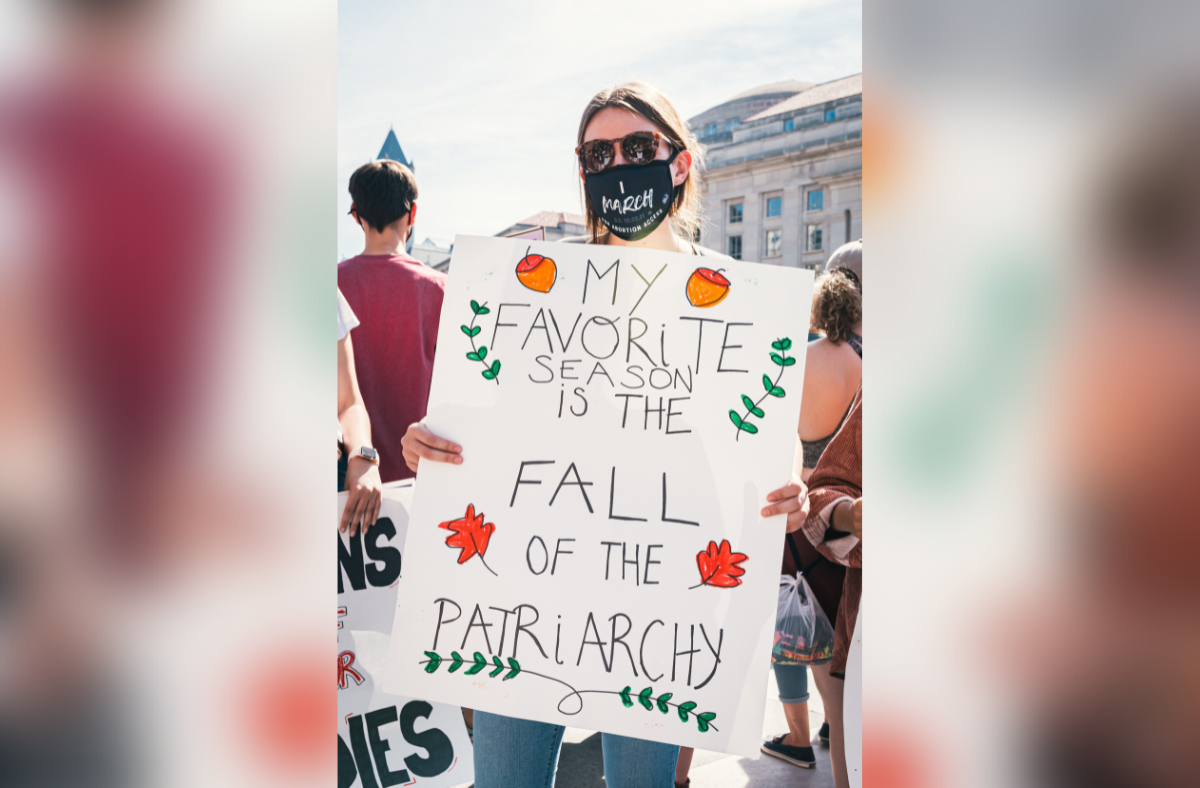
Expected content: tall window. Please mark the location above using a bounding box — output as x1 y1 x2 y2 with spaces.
725 118 738 132
783 118 794 131
766 197 782 218
705 122 718 136
807 189 823 211
728 236 742 260
765 230 782 257
844 209 852 243
729 203 743 223
806 224 823 252
824 108 836 122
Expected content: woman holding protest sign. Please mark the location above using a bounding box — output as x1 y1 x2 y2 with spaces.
401 82 810 788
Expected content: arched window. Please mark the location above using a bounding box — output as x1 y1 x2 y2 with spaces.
844 209 852 243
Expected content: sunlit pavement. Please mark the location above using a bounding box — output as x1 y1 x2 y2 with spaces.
671 666 835 788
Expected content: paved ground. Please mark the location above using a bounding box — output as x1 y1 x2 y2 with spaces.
678 666 834 788
455 667 835 787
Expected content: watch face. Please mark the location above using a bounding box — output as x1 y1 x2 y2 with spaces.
360 447 378 461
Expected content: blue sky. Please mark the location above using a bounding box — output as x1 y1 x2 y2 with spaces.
338 0 862 259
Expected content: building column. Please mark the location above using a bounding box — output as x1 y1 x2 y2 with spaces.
781 185 802 267
743 191 762 262
709 187 727 255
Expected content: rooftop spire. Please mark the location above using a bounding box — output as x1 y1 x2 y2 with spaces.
377 128 413 170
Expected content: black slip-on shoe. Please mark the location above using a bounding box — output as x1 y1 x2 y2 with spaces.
818 721 830 745
761 735 816 768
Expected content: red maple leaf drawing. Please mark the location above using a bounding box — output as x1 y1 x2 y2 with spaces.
691 539 748 589
438 504 498 576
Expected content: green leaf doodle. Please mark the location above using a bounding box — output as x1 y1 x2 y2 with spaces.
465 652 487 675
615 686 713 731
463 301 501 383
420 651 521 682
503 658 521 680
741 394 764 418
489 656 505 678
732 339 792 440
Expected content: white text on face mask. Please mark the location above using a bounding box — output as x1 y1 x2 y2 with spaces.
602 188 654 216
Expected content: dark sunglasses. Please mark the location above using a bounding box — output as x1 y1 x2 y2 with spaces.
576 131 673 174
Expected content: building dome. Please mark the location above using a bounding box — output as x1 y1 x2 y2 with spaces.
724 80 815 104
688 80 815 142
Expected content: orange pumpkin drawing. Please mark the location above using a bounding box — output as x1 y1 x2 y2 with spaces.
686 267 731 307
516 250 556 293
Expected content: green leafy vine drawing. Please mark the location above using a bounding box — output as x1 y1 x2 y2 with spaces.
419 653 718 733
729 337 793 440
618 685 719 732
424 651 520 679
462 300 501 383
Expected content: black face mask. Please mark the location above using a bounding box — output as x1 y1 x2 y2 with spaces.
584 151 680 241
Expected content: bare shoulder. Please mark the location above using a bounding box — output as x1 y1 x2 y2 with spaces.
803 338 862 400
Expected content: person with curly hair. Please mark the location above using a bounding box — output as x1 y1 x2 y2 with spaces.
801 240 863 482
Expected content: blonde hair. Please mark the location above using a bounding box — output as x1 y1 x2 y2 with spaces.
576 82 706 244
811 269 862 343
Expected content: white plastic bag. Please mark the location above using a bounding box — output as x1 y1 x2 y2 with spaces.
771 573 835 665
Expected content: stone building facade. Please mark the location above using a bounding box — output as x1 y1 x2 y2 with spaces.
690 74 862 269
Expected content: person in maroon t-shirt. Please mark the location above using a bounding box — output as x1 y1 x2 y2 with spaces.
338 160 445 483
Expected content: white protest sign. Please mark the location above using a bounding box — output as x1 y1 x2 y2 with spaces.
845 601 863 788
339 482 474 788
384 235 813 756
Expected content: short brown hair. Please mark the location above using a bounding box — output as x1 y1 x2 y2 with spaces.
349 160 418 233
576 82 706 244
811 269 862 343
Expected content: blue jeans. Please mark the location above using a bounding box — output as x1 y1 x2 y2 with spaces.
473 711 679 788
773 660 810 704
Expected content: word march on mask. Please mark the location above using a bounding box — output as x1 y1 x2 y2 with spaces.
584 151 680 241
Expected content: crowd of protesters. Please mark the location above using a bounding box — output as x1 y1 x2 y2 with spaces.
336 82 863 788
